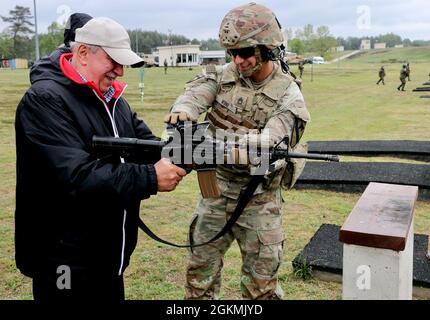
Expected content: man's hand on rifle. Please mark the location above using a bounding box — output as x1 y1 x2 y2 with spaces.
164 111 197 125
154 158 187 192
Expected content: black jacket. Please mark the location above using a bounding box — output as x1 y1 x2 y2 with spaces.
15 49 160 277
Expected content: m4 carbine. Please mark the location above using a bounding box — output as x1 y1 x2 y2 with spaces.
92 122 339 248
92 122 339 198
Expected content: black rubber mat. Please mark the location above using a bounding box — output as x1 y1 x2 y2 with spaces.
292 224 430 288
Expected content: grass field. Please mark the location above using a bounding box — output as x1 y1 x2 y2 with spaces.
1 48 430 300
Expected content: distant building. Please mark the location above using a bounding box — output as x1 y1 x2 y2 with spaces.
360 39 371 50
394 44 404 48
1 58 28 69
199 50 226 65
154 44 200 67
330 46 345 52
154 45 226 67
374 43 386 49
141 54 156 67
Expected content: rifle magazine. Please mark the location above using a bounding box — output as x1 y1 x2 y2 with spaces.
197 170 221 198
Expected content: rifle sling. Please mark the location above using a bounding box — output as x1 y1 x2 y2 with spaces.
137 174 264 248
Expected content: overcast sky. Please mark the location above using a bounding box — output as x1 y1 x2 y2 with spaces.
1 0 429 41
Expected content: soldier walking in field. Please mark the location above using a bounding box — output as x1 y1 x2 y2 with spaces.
397 64 407 91
164 59 168 74
405 62 411 81
298 60 304 78
377 66 385 85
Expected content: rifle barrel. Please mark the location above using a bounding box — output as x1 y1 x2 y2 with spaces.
92 136 166 149
274 150 339 162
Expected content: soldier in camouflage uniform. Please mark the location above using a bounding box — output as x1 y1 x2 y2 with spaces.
164 2 310 300
376 66 385 85
298 61 304 78
405 62 411 81
398 64 407 91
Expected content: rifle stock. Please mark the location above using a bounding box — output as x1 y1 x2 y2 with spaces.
92 135 221 198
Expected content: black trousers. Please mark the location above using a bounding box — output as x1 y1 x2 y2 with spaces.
32 266 125 302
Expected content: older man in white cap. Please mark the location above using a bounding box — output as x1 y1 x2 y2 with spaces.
70 17 145 94
15 17 186 301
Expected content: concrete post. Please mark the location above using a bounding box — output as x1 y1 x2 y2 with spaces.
342 218 414 300
339 182 418 300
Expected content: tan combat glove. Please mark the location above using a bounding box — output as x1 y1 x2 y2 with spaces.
164 111 197 125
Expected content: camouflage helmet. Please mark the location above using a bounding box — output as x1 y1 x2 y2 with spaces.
219 2 284 50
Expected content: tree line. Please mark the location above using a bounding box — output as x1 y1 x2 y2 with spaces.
1 5 430 62
0 5 223 62
286 24 430 57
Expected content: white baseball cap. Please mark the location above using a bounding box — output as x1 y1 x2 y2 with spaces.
75 17 144 68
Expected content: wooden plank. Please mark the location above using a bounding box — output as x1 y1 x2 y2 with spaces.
339 182 418 251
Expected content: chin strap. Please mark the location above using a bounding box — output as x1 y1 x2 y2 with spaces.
267 44 302 89
266 44 289 74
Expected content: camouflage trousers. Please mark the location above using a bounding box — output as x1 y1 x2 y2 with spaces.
398 78 406 90
185 188 285 300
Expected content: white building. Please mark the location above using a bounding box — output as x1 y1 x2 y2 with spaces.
155 44 200 67
199 50 226 65
330 46 345 53
374 43 386 49
360 39 371 50
154 44 226 67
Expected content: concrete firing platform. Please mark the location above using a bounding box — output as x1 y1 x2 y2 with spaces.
292 224 430 297
307 140 430 162
294 162 430 200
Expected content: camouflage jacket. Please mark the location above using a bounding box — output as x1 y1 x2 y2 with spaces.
170 62 310 199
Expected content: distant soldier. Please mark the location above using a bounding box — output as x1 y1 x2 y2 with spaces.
397 64 407 91
298 61 304 78
164 59 168 74
405 62 411 81
377 66 385 85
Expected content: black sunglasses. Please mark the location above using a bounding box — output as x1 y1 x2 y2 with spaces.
227 47 256 59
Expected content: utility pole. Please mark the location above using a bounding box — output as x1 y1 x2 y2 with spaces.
168 29 173 67
311 63 314 82
33 0 40 61
135 30 139 54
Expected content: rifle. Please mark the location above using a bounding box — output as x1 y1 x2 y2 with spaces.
92 122 339 198
92 122 339 248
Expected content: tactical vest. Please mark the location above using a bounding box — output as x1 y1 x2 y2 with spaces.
201 63 309 195
205 63 295 135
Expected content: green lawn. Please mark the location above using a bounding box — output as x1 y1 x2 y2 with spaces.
1 51 429 300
